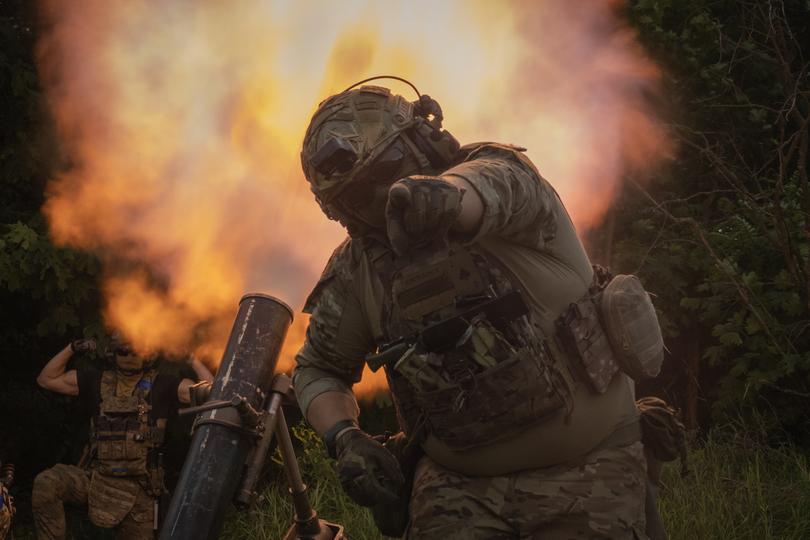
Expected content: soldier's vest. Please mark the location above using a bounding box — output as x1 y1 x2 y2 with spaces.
90 370 166 480
373 242 573 451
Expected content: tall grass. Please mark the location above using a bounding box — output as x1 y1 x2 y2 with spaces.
660 430 810 540
220 426 389 540
223 425 810 540
13 424 806 538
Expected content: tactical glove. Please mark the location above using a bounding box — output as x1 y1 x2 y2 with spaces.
335 429 405 507
386 176 463 256
70 339 97 353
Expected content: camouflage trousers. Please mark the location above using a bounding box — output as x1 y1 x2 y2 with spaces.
407 441 647 539
32 464 154 540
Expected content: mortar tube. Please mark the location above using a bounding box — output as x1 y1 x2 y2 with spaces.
159 294 293 540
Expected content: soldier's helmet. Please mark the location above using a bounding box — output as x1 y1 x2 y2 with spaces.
301 79 460 231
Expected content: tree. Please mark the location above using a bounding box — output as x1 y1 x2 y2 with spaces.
609 0 810 440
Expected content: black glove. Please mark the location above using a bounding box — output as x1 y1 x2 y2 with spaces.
385 176 463 256
335 429 405 507
370 432 423 537
70 339 97 353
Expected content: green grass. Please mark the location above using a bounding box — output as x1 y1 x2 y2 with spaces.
222 425 810 540
659 430 810 540
220 425 390 540
13 425 810 539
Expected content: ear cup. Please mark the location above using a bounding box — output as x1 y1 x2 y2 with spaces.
408 123 460 169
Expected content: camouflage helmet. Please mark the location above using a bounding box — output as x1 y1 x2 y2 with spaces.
301 79 460 223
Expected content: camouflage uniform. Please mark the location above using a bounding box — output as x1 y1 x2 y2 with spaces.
32 369 172 540
408 442 647 539
295 87 646 537
32 464 153 540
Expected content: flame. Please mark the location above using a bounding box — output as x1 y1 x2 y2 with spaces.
37 0 669 395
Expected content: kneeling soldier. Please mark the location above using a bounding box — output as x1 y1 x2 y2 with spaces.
33 337 212 540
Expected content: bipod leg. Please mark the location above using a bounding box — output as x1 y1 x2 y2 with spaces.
277 408 345 540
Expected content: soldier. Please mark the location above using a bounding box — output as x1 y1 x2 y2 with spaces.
32 337 213 540
294 78 654 539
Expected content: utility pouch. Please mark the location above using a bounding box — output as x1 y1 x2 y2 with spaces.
637 396 688 476
556 294 619 394
94 418 148 476
413 343 564 450
88 471 138 528
600 274 664 380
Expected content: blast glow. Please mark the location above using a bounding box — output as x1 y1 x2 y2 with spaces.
38 0 669 394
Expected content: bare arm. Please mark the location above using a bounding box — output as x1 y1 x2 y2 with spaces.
37 344 79 396
189 356 214 382
304 391 360 436
177 379 195 404
176 357 215 404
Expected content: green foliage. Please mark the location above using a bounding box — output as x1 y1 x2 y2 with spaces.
0 4 105 529
0 222 100 336
610 0 810 438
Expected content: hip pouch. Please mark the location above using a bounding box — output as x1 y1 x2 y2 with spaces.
600 274 664 380
637 396 688 477
556 267 664 393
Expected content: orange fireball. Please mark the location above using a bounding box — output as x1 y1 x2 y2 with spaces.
37 0 669 395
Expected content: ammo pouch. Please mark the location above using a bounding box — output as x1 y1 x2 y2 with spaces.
382 245 570 452
94 416 149 476
556 266 663 393
412 343 564 450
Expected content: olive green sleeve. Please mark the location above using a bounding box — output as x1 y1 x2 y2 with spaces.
293 243 376 418
442 145 558 250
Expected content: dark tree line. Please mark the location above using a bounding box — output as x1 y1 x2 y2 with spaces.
601 0 810 441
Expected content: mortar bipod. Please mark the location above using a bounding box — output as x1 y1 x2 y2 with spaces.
179 373 345 540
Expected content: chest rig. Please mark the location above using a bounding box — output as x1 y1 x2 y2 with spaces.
90 370 166 480
372 242 572 451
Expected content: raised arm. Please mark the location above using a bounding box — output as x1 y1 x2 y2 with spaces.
177 356 215 404
385 145 560 255
189 356 214 381
442 144 559 249
36 340 94 396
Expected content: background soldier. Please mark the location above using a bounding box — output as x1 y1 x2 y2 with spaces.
0 461 13 540
32 337 212 540
294 80 653 539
